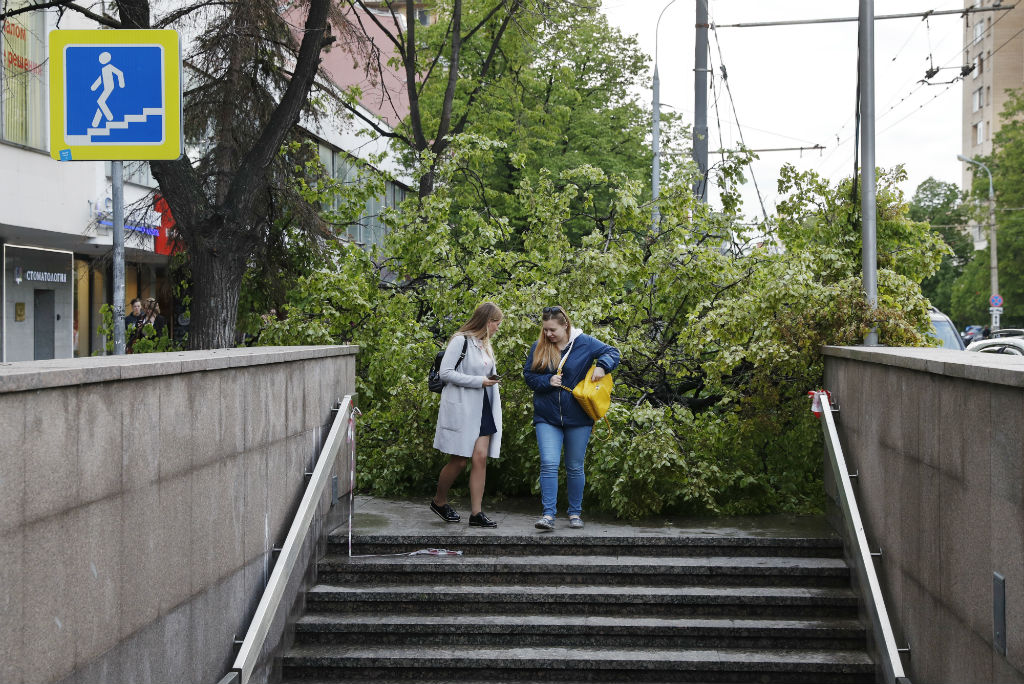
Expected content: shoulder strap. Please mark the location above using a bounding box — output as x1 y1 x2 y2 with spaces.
556 336 576 375
455 335 469 371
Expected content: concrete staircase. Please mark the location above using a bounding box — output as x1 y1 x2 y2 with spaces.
280 531 874 683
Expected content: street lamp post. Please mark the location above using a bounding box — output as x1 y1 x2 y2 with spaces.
651 0 678 231
958 153 999 331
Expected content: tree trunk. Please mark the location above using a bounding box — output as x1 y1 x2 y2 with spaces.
186 238 248 349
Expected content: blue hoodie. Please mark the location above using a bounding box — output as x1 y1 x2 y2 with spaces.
523 328 621 427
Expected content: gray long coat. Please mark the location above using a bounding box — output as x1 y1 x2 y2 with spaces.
433 334 502 459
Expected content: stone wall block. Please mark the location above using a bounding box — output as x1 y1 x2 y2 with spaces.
914 374 940 469
265 364 287 445
992 495 1024 670
939 475 992 637
937 376 968 480
0 394 26 536
76 383 123 505
285 362 305 438
119 484 160 637
122 386 160 491
156 473 193 614
190 458 245 591
303 360 323 432
188 372 222 469
23 388 78 523
243 446 269 563
22 515 73 684
68 498 122 669
991 385 1024 507
0 527 25 684
244 368 272 453
218 369 246 459
158 375 192 480
188 573 245 684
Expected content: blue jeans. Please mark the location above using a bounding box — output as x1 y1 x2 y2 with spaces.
535 422 593 518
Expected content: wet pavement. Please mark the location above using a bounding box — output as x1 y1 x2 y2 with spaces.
342 494 837 540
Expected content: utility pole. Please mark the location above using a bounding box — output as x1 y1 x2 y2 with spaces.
693 0 708 202
112 161 126 355
859 0 878 345
652 63 661 230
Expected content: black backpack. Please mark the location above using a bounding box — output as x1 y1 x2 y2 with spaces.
428 336 468 393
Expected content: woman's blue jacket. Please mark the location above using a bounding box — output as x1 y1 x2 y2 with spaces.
522 330 620 427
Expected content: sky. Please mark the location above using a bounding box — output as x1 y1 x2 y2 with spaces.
601 0 971 221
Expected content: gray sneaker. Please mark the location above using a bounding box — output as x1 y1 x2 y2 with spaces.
569 515 584 529
534 515 555 531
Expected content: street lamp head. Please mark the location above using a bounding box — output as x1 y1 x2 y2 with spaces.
957 153 971 163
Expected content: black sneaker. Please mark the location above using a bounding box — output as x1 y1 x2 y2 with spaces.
430 500 460 523
468 511 497 528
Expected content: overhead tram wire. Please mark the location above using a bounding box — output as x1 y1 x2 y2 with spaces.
816 9 1009 182
715 4 1014 205
710 21 770 223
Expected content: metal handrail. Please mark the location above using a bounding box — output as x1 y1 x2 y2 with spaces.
814 391 909 684
227 394 355 684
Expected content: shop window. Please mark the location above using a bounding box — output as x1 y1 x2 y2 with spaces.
1 1 46 149
74 260 87 356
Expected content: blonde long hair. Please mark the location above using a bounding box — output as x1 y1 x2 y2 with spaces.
454 302 503 358
530 306 573 371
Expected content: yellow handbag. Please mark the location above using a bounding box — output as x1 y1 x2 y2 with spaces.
562 363 613 421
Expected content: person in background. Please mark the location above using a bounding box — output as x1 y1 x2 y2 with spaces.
125 298 144 332
523 305 619 531
430 302 504 528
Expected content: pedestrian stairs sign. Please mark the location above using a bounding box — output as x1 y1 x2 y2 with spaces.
49 30 182 161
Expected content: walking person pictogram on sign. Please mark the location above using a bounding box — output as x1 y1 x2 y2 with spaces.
90 52 125 128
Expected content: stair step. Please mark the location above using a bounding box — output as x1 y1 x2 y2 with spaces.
336 533 844 558
281 644 875 683
294 613 866 649
319 553 849 587
306 583 859 618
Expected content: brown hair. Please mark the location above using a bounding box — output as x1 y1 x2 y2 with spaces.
454 302 503 357
530 306 573 371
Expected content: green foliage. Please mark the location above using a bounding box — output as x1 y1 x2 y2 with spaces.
95 303 182 355
909 177 973 317
950 88 1024 328
261 134 940 519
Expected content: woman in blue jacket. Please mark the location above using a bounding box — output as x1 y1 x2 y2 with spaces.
523 306 620 530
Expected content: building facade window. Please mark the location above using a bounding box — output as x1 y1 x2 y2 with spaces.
974 20 985 45
317 142 408 250
973 87 984 112
974 121 985 145
1 1 47 149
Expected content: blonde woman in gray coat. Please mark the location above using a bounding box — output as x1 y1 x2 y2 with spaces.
430 302 503 528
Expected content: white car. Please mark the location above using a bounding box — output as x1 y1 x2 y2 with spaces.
967 337 1024 356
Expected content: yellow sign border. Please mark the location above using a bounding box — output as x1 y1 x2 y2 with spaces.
48 30 182 161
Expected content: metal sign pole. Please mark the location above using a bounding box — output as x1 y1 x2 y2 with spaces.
112 161 126 355
859 0 879 346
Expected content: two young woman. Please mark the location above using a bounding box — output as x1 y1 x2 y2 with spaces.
431 303 620 530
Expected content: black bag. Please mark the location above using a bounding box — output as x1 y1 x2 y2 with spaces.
428 336 468 393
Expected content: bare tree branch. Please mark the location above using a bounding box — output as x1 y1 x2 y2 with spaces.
0 0 121 28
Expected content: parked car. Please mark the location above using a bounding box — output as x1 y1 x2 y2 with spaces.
928 308 966 350
961 324 985 345
990 328 1024 339
967 337 1024 356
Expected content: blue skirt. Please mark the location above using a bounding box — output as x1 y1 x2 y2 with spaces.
480 388 497 436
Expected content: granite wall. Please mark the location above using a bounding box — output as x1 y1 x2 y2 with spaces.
823 346 1024 684
0 346 358 684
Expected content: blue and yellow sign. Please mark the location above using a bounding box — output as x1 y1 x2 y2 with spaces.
49 30 181 161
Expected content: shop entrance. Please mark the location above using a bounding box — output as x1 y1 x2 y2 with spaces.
33 289 55 360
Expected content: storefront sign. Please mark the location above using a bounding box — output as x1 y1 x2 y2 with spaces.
24 270 69 283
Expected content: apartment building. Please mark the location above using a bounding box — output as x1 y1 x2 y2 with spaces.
961 0 1024 248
